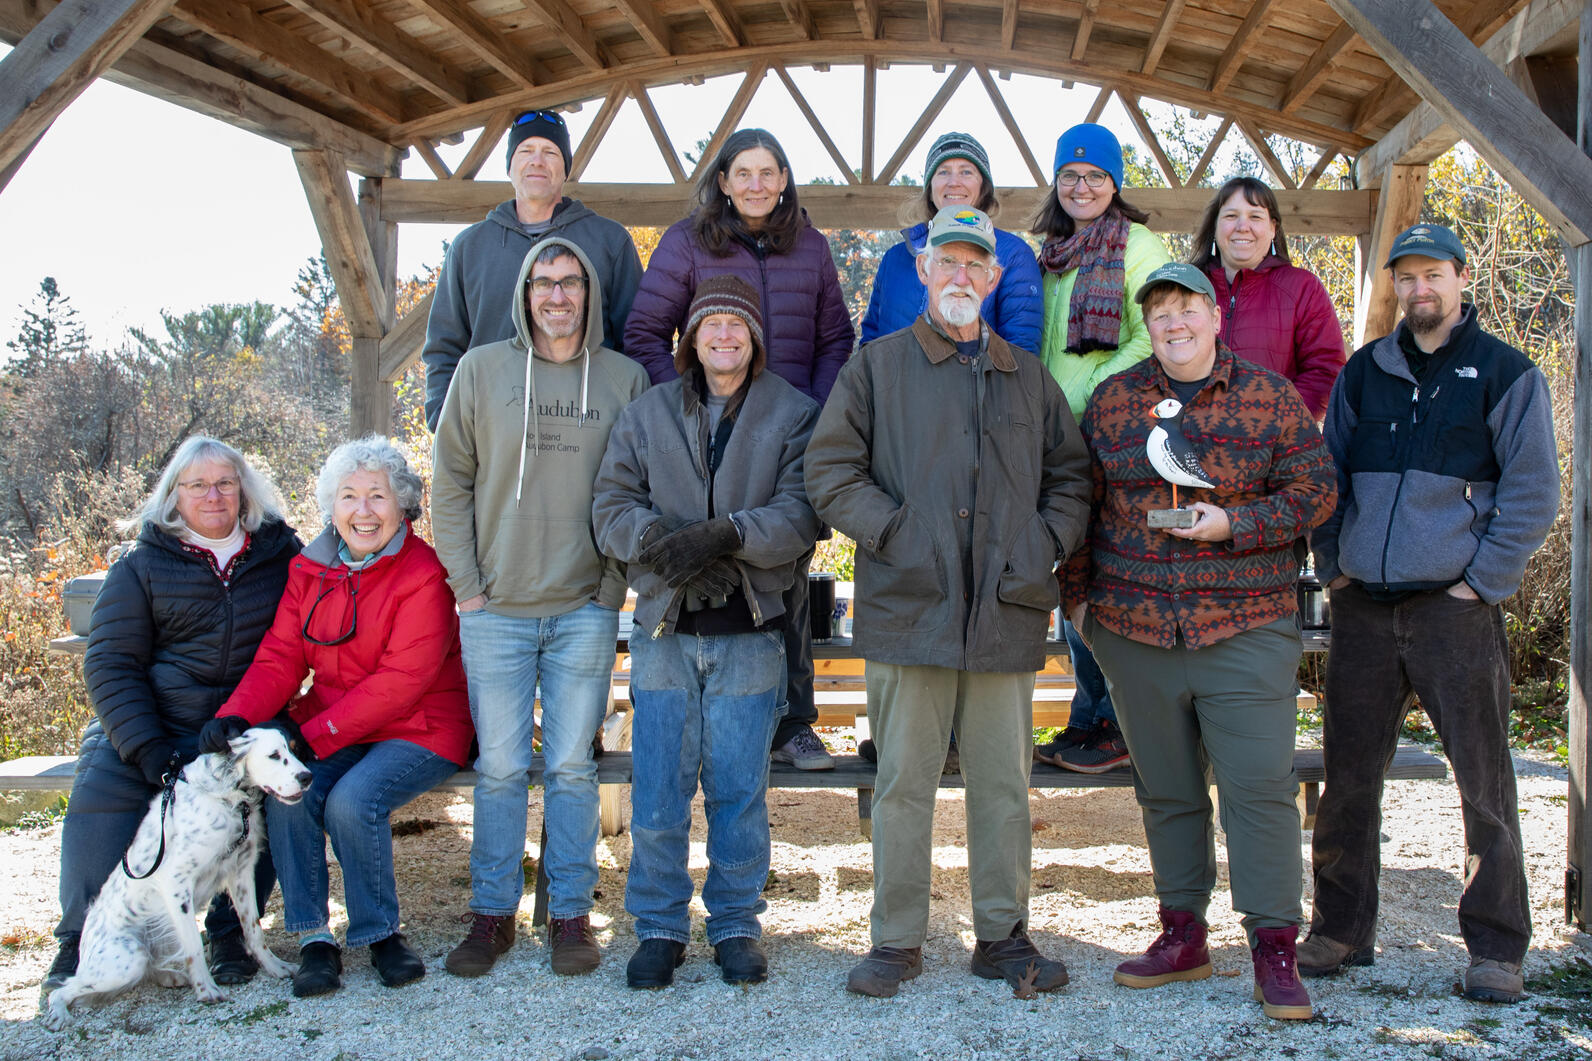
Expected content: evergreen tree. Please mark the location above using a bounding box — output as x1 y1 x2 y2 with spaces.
6 277 87 378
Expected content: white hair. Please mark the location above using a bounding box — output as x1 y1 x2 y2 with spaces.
314 435 424 524
119 436 285 537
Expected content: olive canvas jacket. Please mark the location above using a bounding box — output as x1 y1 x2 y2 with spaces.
805 317 1092 673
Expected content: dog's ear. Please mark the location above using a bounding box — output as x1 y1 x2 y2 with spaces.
226 729 257 765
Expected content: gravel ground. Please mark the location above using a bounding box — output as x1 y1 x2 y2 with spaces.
1 743 1588 1061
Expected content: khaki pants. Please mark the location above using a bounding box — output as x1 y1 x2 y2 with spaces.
864 663 1035 948
1088 614 1304 945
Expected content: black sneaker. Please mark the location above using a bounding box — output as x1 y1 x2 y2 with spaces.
208 929 259 985
1058 720 1130 774
42 934 79 991
1033 726 1093 767
771 725 834 770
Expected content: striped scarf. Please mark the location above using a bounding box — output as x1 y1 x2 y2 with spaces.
1039 208 1130 354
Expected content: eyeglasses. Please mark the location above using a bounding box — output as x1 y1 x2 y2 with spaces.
1056 170 1111 189
514 109 565 126
178 477 240 498
529 275 587 296
302 568 359 647
932 255 995 282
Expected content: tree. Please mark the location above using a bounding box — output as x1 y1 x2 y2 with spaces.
5 277 87 380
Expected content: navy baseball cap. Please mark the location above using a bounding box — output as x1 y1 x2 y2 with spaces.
1385 223 1467 268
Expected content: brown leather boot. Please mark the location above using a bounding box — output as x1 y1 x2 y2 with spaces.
1251 925 1314 1020
846 946 923 997
1113 907 1213 988
548 915 601 976
444 912 515 977
970 923 1069 991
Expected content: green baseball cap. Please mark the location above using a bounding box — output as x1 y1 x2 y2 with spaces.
1133 262 1217 305
926 205 997 255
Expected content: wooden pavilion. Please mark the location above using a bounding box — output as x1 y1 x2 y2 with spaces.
0 0 1587 934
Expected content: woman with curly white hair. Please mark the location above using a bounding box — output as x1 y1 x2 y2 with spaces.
201 436 473 997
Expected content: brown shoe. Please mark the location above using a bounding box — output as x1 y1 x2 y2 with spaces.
846 946 923 997
1295 930 1374 977
445 912 515 977
1462 957 1524 1003
1251 926 1313 1020
548 915 601 976
1113 907 1213 988
971 923 1069 992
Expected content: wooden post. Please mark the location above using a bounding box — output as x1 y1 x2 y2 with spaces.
1566 0 1592 933
357 176 398 437
1352 163 1427 347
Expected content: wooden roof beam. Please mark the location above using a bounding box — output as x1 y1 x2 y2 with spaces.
926 0 944 42
569 83 625 180
1331 0 1592 242
777 0 815 40
1302 148 1338 188
1141 0 1190 76
854 0 880 40
1352 162 1426 344
1001 0 1019 50
1208 0 1281 93
0 0 175 180
699 0 745 47
876 62 970 185
861 56 876 180
406 0 551 86
1185 116 1232 186
631 81 687 183
1237 119 1295 188
1083 83 1111 123
295 147 390 336
1071 0 1101 61
1280 22 1358 115
282 0 468 106
975 64 1045 185
411 136 452 179
773 64 855 183
518 0 607 73
378 289 432 381
451 110 513 180
1122 93 1183 187
172 0 406 125
691 64 766 182
609 0 671 57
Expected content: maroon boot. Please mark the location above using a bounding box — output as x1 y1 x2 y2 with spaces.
1251 926 1314 1020
1113 907 1213 988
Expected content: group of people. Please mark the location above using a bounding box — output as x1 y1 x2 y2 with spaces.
43 110 1559 1022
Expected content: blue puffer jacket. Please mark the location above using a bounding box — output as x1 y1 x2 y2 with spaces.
859 223 1043 355
623 213 855 403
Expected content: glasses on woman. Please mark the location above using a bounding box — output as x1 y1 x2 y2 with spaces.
1056 170 1111 189
933 255 995 283
178 477 240 498
528 275 587 296
303 568 359 646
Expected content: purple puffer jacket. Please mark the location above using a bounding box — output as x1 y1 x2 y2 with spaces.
1204 255 1346 420
623 213 855 403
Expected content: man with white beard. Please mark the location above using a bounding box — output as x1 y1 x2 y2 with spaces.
805 206 1093 998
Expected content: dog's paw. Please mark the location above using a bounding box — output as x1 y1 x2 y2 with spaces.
261 958 297 980
194 983 228 1005
41 998 69 1032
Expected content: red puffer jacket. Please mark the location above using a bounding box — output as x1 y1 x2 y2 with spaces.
1204 255 1345 419
216 523 473 766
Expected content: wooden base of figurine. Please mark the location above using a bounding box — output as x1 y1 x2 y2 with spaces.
1148 508 1197 529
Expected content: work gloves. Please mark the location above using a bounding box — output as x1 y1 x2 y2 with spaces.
639 517 741 587
198 715 251 755
685 558 740 602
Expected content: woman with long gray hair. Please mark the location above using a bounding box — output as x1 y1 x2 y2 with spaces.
46 436 300 993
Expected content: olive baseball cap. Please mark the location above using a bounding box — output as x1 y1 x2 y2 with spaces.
926 205 998 255
1133 262 1218 304
1385 223 1467 268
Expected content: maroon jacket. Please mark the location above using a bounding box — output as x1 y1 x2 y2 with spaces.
217 523 473 766
623 213 855 403
1204 255 1345 419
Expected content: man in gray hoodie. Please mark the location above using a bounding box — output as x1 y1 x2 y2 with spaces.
431 236 648 978
422 110 643 431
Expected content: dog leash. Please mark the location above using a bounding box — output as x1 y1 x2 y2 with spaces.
121 773 181 881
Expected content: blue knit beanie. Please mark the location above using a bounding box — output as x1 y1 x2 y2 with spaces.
1052 123 1124 190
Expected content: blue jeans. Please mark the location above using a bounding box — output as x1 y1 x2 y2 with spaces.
626 627 785 945
459 601 619 918
267 739 455 947
1063 618 1116 728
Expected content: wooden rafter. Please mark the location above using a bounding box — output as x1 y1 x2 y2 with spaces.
876 62 971 185
776 0 815 40
295 147 389 337
773 65 855 183
570 83 626 180
1352 162 1426 344
172 0 405 125
975 64 1045 185
630 81 687 183
1083 84 1111 123
519 0 607 73
700 0 745 48
280 0 468 106
1001 0 1019 50
1141 0 1190 76
609 0 671 57
854 0 880 40
691 64 767 181
1208 0 1281 93
1072 0 1102 61
861 57 877 181
0 126 44 195
1281 23 1358 115
927 0 944 42
411 136 452 179
451 110 513 180
1302 148 1338 188
1122 94 1184 187
0 0 175 178
1185 116 1232 186
406 0 547 88
378 289 433 381
1237 119 1295 188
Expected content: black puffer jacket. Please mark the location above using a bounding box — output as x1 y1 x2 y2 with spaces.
83 518 299 772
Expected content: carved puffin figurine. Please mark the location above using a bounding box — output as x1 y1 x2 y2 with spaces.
1147 397 1214 508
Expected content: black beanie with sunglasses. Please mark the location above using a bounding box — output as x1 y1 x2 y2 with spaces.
506 110 573 175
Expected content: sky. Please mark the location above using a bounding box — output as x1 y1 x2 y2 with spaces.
0 46 1193 350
